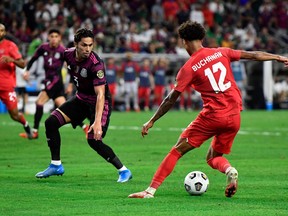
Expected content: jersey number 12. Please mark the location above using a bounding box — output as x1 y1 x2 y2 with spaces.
204 62 231 93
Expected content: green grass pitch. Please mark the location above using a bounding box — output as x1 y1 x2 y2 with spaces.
0 110 287 216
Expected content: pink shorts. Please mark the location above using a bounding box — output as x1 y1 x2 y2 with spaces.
181 113 241 154
0 90 18 110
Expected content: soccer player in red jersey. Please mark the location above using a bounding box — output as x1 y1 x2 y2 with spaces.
0 23 32 138
128 20 288 199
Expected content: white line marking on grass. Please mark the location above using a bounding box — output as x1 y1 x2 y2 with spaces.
1 121 283 136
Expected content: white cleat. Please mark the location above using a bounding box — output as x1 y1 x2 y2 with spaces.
225 167 238 197
128 191 154 199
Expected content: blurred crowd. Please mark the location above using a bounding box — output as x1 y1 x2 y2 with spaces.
0 0 287 57
0 0 287 112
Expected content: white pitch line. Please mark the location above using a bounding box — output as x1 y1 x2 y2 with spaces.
0 121 283 136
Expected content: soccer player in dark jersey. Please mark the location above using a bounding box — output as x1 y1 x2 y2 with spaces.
128 20 288 198
35 28 132 183
19 29 87 139
0 23 32 138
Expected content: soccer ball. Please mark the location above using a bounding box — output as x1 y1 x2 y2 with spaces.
184 171 209 195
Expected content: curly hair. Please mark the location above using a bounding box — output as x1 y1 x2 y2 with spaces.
74 28 94 43
178 21 206 41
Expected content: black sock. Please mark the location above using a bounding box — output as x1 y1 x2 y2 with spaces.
87 139 123 169
110 156 124 170
45 114 63 160
34 104 43 130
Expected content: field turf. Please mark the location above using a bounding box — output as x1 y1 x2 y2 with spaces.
0 110 287 216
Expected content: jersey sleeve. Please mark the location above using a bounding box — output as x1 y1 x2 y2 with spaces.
174 66 192 93
92 60 106 87
26 45 44 70
9 42 22 60
221 48 241 62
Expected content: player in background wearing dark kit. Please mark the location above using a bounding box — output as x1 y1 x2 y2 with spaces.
35 28 132 183
19 29 87 139
0 23 32 138
128 20 288 198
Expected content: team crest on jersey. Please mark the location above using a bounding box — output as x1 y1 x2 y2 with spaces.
80 68 88 77
44 52 48 56
97 70 104 79
54 52 60 59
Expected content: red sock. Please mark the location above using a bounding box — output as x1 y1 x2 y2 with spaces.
150 147 182 189
207 156 231 173
18 113 27 125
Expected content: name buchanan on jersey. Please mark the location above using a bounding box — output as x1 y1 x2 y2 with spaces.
192 51 223 72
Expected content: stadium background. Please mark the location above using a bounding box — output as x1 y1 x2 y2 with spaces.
0 0 287 112
0 1 288 215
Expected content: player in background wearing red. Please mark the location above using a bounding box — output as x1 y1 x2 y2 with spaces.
128 20 288 199
179 86 193 111
0 23 32 138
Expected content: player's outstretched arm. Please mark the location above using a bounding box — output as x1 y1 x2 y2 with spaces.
240 50 288 67
142 89 181 137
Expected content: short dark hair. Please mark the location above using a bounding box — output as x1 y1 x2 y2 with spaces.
178 21 206 41
74 28 94 43
48 28 61 35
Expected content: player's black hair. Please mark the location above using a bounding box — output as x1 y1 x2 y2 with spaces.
74 28 94 43
48 28 61 35
178 20 206 41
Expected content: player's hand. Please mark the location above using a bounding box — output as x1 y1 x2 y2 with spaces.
88 122 103 140
278 56 288 67
65 83 73 96
0 55 14 64
23 71 30 81
141 120 154 137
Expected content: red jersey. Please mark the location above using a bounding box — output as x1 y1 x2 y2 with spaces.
0 39 22 91
175 47 242 117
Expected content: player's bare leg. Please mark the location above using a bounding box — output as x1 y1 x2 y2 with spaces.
9 107 32 138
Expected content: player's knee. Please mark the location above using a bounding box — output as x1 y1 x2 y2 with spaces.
10 113 18 121
45 115 61 131
87 139 102 151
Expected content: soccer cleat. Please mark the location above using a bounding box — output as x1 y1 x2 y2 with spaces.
83 124 89 138
19 131 38 139
35 164 65 178
117 169 132 183
225 167 238 197
128 191 154 198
